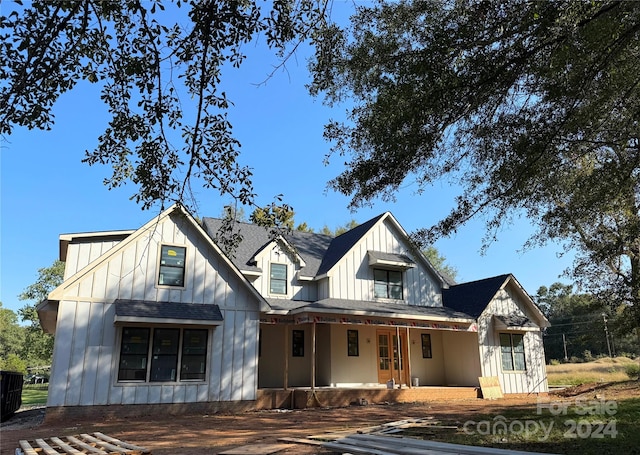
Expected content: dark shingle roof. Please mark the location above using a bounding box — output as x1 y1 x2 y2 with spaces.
115 300 223 322
316 214 385 275
266 297 474 321
442 274 511 318
202 216 383 278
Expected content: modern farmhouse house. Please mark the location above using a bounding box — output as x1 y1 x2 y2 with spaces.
38 204 549 417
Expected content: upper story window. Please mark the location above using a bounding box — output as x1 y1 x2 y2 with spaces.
500 333 526 371
270 263 287 295
374 269 403 299
158 245 186 287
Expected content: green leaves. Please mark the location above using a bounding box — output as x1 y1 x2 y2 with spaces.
310 0 640 325
1 0 328 214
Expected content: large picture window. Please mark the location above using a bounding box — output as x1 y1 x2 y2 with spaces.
270 263 287 295
158 245 186 287
374 269 403 299
118 327 208 382
500 333 526 371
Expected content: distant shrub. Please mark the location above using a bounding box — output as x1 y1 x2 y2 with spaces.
618 352 636 359
569 356 584 363
550 359 561 366
583 350 594 362
625 363 640 380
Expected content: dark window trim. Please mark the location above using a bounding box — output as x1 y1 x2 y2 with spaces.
347 329 359 356
500 332 526 372
292 329 304 357
421 333 432 358
158 245 187 287
373 268 403 300
118 327 208 383
270 263 288 295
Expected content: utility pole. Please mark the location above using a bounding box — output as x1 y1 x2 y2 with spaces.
602 314 613 358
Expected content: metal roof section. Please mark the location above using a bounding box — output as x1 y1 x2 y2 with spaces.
367 250 416 269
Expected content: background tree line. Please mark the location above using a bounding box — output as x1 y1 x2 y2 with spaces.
2 0 638 354
535 282 639 363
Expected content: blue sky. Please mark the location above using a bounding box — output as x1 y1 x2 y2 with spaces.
0 3 574 316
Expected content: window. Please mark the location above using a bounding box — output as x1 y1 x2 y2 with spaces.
347 330 359 356
270 263 287 295
118 327 208 382
500 333 526 371
180 329 208 381
421 333 432 358
118 328 150 381
292 330 304 357
158 245 186 287
374 269 403 299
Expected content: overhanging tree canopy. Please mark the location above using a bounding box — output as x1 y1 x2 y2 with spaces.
1 0 328 212
309 0 640 324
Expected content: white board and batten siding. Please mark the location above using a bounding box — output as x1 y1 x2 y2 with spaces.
324 217 442 306
249 240 318 302
477 282 548 394
48 211 261 408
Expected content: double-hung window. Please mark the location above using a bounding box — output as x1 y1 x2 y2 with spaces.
118 327 208 382
270 263 287 295
500 333 526 371
374 269 403 299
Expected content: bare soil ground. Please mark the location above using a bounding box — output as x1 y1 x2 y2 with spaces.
2 381 638 455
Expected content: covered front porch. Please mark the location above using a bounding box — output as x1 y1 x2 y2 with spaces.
255 384 480 410
258 301 482 395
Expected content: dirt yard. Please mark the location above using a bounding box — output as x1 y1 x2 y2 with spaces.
2 381 638 455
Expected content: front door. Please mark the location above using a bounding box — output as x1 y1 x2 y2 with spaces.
377 329 407 384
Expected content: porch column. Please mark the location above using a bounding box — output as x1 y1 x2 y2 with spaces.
283 325 289 390
406 326 412 388
311 321 316 390
396 326 401 386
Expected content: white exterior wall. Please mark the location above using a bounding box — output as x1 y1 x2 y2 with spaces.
326 218 441 306
477 283 548 394
64 239 123 279
48 211 261 407
408 330 446 386
327 324 378 386
441 331 482 386
248 240 317 301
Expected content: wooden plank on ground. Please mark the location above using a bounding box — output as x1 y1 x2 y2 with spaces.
18 434 150 455
347 434 560 455
34 438 62 455
218 443 295 454
92 433 149 453
79 433 129 453
64 436 106 454
18 440 39 455
478 376 503 399
277 437 325 446
49 437 84 454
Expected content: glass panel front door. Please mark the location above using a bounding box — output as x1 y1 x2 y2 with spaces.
377 329 407 384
